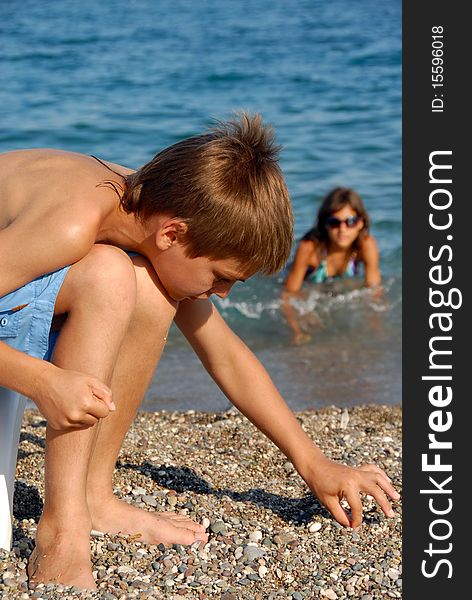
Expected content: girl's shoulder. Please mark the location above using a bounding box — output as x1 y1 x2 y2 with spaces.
296 237 324 260
357 234 379 261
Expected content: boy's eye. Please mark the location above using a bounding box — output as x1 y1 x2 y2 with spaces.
214 275 231 284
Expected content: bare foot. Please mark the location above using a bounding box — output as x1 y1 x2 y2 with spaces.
27 517 95 590
89 496 209 546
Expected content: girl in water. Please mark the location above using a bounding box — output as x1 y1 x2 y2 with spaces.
283 187 381 343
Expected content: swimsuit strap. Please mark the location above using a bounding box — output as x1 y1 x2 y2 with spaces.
90 155 124 178
90 155 126 200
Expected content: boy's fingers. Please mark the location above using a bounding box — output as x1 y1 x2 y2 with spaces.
345 491 363 529
75 415 99 429
360 465 398 493
324 498 350 528
375 475 401 503
370 486 395 518
90 382 115 411
88 398 110 420
360 463 391 482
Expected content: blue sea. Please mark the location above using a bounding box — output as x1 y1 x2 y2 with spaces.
1 0 401 411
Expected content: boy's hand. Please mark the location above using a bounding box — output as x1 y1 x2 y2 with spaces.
302 456 400 529
35 365 115 430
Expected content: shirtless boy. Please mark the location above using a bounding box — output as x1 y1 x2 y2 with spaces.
0 114 399 589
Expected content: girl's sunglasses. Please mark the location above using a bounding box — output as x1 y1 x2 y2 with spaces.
326 215 361 229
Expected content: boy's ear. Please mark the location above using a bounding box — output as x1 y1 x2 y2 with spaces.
155 219 189 250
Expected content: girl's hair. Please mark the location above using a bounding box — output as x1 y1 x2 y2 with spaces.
302 187 370 251
117 113 293 275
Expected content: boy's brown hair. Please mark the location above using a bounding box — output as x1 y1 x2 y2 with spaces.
121 113 293 275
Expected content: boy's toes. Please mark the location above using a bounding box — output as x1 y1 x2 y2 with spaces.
170 519 206 533
172 528 208 546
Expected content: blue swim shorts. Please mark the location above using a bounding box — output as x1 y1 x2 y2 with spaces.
0 266 71 362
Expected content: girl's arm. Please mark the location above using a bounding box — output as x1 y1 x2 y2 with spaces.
283 240 315 293
359 235 381 287
282 240 317 342
175 298 400 528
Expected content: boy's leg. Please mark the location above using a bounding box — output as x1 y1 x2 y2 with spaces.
85 256 208 545
28 246 137 589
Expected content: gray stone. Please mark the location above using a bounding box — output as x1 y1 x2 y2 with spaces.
274 532 297 545
243 545 266 561
142 495 158 507
211 520 227 534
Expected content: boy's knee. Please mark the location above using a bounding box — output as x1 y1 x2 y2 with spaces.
64 246 137 313
132 255 178 323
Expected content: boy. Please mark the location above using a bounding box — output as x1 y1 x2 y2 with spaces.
0 114 399 589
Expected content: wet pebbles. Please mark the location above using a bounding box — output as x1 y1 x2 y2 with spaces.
1 405 402 599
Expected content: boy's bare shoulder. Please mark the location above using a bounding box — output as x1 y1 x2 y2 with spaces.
0 149 128 229
0 149 131 296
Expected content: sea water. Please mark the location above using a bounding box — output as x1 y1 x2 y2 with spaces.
1 0 401 411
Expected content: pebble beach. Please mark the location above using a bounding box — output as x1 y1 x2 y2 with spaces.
1 405 402 599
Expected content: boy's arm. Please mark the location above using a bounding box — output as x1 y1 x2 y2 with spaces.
0 209 97 297
0 213 115 428
175 299 399 528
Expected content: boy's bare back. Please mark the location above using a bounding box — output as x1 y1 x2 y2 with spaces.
0 149 136 297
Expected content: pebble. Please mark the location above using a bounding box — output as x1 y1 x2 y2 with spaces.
210 520 227 534
249 530 263 542
259 565 268 577
274 532 297 545
243 545 266 561
2 405 402 600
142 495 157 507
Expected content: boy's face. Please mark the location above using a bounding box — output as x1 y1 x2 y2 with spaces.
152 240 251 302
